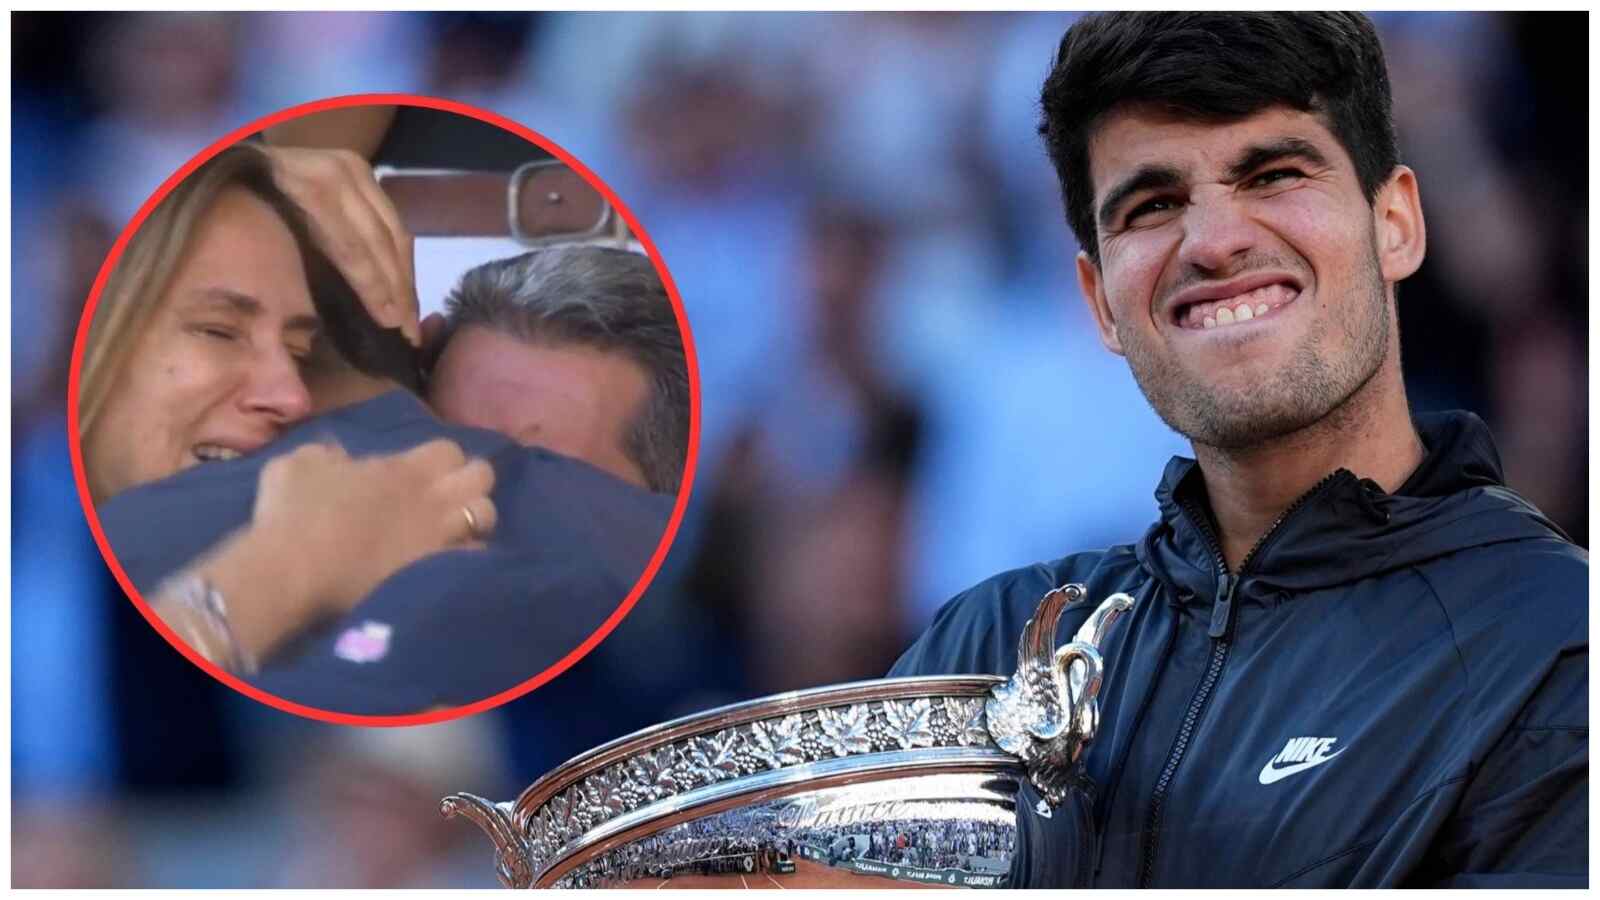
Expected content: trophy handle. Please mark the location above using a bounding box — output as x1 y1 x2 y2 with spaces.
987 586 1135 807
1054 641 1105 752
1072 591 1134 647
1018 584 1085 675
441 792 534 888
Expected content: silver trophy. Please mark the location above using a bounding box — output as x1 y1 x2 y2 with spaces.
444 584 1133 888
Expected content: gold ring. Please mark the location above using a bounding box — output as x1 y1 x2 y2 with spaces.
461 504 481 537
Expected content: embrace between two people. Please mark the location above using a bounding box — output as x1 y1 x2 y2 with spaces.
78 139 687 712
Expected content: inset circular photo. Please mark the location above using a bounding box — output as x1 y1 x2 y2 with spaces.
69 95 698 724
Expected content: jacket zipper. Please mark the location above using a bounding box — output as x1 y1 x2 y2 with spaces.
1076 806 1100 888
1136 470 1346 887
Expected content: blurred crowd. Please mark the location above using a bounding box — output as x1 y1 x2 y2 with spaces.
11 12 1587 888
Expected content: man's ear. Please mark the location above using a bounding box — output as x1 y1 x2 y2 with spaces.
1076 250 1124 355
1376 165 1426 284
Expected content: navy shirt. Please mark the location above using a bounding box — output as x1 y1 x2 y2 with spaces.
97 390 674 715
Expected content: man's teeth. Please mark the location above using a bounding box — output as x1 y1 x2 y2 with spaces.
1191 284 1294 330
194 444 242 462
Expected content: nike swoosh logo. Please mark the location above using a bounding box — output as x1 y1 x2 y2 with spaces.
1258 747 1345 785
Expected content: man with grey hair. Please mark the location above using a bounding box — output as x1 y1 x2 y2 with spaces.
426 244 689 494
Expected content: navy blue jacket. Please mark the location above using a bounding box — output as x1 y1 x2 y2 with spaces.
891 412 1586 887
98 390 673 715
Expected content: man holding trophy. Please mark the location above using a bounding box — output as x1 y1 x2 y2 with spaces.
891 11 1586 888
448 12 1585 889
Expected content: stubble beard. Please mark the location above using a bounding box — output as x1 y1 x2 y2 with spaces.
1119 240 1391 453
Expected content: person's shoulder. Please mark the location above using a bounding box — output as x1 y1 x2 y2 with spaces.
889 545 1141 679
1403 473 1585 628
318 392 674 558
491 440 671 509
1410 530 1586 731
487 443 675 558
1417 528 1587 635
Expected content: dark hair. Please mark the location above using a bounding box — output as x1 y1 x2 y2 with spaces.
1040 12 1400 264
443 245 689 494
259 155 421 392
302 250 422 393
236 142 421 392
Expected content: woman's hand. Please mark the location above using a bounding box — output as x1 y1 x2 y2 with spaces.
251 439 497 616
263 145 421 345
151 440 496 672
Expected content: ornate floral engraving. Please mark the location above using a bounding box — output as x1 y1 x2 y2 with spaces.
583 768 628 826
537 798 573 863
943 697 990 747
797 718 827 761
548 792 573 837
817 704 874 757
628 746 681 802
612 762 646 809
883 698 937 749
526 817 552 873
749 714 807 769
688 730 744 785
566 786 598 833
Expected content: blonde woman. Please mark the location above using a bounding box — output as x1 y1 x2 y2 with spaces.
79 143 497 675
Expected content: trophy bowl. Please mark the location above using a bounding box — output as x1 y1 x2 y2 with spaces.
444 586 1133 889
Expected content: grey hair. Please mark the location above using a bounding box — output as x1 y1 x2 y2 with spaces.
443 245 689 493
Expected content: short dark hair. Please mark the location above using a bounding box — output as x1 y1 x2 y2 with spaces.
443 245 689 493
306 254 423 393
1040 12 1400 264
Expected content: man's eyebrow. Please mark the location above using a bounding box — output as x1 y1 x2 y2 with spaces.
192 287 320 334
1226 137 1331 182
1098 164 1184 231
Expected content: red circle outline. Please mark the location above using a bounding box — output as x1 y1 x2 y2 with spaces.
65 93 701 727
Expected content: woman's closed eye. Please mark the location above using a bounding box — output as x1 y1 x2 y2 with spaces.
190 322 240 343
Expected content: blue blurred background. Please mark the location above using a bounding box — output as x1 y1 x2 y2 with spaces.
11 11 1587 887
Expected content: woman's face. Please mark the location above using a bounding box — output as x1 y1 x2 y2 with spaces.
85 186 320 500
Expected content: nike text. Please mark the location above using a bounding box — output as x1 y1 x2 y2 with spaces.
1258 736 1345 785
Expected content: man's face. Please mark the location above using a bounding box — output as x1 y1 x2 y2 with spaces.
85 187 318 499
1076 106 1416 450
428 324 652 489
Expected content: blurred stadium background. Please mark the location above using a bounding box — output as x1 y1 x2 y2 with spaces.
11 11 1587 888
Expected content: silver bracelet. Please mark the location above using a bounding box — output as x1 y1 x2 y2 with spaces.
151 573 259 676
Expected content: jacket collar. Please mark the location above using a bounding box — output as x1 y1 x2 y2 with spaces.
1136 411 1564 605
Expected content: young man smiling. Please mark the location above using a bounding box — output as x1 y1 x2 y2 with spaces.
891 13 1586 887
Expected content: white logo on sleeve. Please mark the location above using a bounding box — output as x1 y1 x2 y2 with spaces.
1258 736 1346 785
